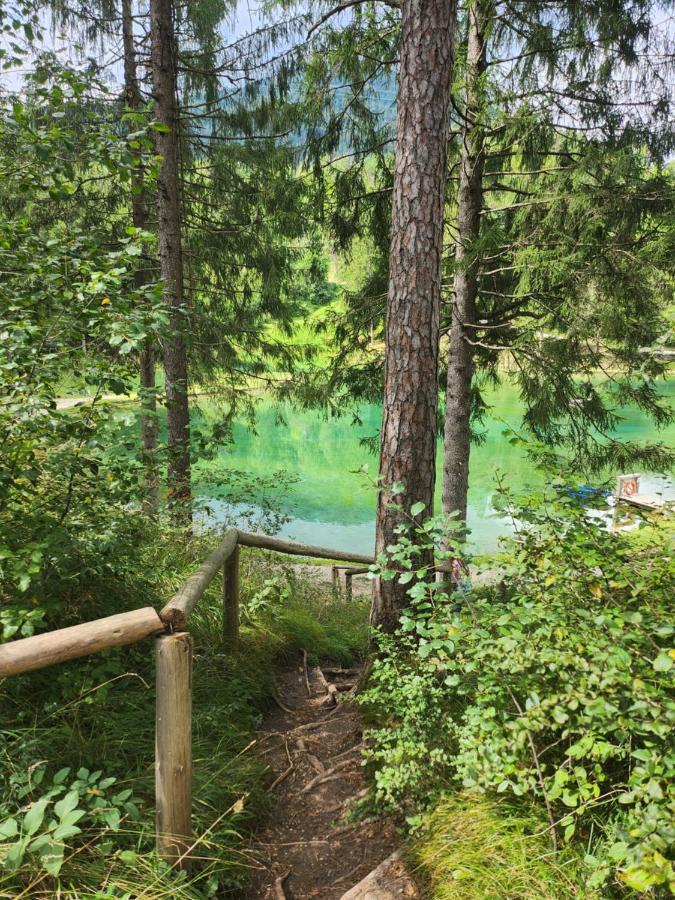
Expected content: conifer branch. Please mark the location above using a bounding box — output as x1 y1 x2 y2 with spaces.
308 0 400 40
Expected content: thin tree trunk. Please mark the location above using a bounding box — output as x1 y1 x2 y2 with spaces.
442 1 489 530
149 0 191 520
122 0 159 510
373 0 457 630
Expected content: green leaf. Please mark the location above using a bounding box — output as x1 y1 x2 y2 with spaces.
652 652 672 673
4 840 26 870
0 818 18 839
620 866 658 892
102 808 121 830
410 501 426 517
54 790 80 820
23 798 48 836
37 840 65 876
52 823 82 841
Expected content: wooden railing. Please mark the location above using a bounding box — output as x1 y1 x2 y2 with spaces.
0 527 373 869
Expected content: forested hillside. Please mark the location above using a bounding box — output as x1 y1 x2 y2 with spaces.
0 0 673 896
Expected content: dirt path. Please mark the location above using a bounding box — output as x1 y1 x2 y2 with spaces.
244 660 418 899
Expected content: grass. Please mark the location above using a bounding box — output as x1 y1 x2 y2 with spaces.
413 794 598 900
0 537 369 897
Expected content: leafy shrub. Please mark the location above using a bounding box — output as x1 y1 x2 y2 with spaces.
361 489 674 894
0 763 139 878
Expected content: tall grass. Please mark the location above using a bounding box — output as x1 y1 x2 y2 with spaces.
0 539 369 897
413 794 598 900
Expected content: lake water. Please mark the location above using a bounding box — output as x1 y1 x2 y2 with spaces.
193 379 674 555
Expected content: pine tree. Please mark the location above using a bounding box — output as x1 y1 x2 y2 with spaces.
122 0 159 507
149 0 191 519
372 0 457 628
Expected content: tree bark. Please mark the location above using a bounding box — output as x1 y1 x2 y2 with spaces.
373 0 457 629
149 0 191 520
122 0 159 509
442 0 489 530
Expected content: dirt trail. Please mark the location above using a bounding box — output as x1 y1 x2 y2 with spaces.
244 660 418 899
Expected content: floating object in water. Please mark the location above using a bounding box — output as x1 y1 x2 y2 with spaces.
615 473 664 511
564 485 611 501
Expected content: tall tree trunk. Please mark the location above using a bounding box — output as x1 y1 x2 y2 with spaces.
122 0 159 509
149 0 191 520
442 0 489 530
372 0 457 630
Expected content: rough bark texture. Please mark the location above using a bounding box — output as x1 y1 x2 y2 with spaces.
442 1 489 530
123 0 159 508
149 0 191 519
373 0 457 629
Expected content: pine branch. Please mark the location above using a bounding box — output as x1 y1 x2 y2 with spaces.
308 0 400 40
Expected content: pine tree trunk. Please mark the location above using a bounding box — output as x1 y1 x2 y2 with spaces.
442 1 488 530
122 0 159 510
149 0 191 520
372 0 457 630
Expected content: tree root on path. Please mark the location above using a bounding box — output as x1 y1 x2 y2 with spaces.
301 649 312 697
267 868 291 899
268 739 294 792
323 787 369 816
300 757 358 794
315 665 340 706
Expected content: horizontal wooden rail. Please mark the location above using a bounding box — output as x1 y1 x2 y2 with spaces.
236 530 373 566
0 608 164 678
160 528 238 629
160 529 372 630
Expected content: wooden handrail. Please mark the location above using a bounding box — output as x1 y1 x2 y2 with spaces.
0 608 164 678
159 528 239 629
160 529 373 630
236 530 373 566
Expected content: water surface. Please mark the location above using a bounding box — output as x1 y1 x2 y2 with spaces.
193 379 674 555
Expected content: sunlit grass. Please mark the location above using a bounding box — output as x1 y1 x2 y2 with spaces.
414 794 597 900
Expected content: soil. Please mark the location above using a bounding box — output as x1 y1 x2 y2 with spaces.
242 659 419 899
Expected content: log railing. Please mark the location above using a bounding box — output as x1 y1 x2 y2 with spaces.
0 527 373 869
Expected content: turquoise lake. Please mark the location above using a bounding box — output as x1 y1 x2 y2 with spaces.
192 379 674 555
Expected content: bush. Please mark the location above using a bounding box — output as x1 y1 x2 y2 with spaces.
361 489 674 895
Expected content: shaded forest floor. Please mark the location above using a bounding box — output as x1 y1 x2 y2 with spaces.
243 659 418 899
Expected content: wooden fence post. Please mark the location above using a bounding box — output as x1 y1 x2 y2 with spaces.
345 573 353 603
331 565 340 601
155 631 193 868
223 544 240 644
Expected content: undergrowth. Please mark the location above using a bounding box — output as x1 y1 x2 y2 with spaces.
413 794 598 900
0 527 368 897
362 487 674 897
